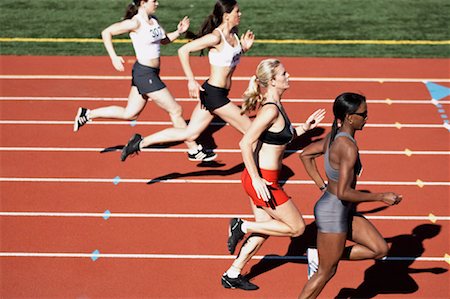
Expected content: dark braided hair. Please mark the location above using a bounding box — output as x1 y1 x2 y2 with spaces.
186 0 238 41
330 92 366 145
124 0 147 20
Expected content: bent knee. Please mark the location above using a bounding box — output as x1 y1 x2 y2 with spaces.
374 243 389 259
123 113 139 121
184 131 201 142
168 105 183 118
290 223 305 237
317 265 338 281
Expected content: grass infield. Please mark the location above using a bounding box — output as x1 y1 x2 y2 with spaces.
0 0 449 57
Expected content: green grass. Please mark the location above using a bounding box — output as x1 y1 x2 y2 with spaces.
0 0 449 57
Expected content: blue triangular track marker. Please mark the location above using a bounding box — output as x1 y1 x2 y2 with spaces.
103 210 111 220
91 249 100 261
425 82 450 101
130 120 137 127
113 176 121 185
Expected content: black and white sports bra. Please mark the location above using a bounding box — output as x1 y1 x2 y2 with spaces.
259 102 295 145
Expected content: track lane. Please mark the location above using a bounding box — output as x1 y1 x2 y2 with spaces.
1 183 448 218
1 56 449 299
0 124 449 150
1 217 448 257
1 257 447 299
1 79 444 101
1 149 448 182
2 56 450 78
1 100 447 124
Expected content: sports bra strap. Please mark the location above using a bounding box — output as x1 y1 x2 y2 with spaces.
214 28 226 39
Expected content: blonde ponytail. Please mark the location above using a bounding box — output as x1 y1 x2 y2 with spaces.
241 75 263 114
241 59 281 114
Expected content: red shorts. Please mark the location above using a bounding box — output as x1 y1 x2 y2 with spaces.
241 168 290 208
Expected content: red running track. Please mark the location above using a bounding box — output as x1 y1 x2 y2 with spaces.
0 56 449 298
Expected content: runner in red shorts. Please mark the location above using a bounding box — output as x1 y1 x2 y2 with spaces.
221 58 326 290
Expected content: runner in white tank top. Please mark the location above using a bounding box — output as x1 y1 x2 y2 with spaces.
74 0 216 162
208 28 242 68
130 14 165 62
120 0 256 164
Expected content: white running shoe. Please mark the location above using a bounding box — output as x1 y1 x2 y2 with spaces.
307 248 319 279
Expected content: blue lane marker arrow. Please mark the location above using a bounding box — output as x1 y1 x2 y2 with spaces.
113 176 121 185
103 210 111 220
130 120 137 127
425 82 450 101
91 249 100 261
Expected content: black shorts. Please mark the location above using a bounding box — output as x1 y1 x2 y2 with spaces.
131 61 166 95
200 81 231 112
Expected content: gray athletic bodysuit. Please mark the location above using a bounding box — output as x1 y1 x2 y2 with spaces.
314 132 362 233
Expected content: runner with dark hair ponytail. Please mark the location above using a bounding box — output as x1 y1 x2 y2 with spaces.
124 0 144 20
300 92 402 298
74 0 216 162
120 0 256 163
329 92 366 146
198 0 237 37
185 0 238 51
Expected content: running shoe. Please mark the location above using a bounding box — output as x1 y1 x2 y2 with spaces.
121 133 143 161
74 107 90 132
227 218 245 254
307 248 319 280
187 144 217 162
221 274 259 290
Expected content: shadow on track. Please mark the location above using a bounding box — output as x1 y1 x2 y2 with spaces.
145 127 325 184
335 223 447 299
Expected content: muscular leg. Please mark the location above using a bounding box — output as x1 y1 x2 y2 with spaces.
148 87 198 151
89 87 147 120
245 200 305 237
213 102 252 134
227 198 271 276
346 215 389 260
298 232 347 299
140 102 214 147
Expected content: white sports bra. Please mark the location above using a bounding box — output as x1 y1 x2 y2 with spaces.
129 15 165 62
208 29 242 68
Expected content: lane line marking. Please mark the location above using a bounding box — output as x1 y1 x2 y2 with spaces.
0 147 449 155
445 254 450 265
0 252 446 262
429 213 438 223
0 177 448 186
1 96 449 105
0 120 446 129
91 250 100 261
1 74 449 83
0 212 449 221
1 37 449 45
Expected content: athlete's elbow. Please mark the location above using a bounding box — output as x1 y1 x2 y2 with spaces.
299 151 310 164
101 29 111 41
336 190 351 201
239 139 251 151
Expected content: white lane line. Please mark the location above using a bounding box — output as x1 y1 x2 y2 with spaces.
0 252 446 262
0 120 446 129
1 75 449 83
0 177 448 186
1 96 449 104
0 212 449 221
0 147 449 156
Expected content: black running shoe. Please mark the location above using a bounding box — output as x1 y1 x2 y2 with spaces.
121 134 143 161
187 144 217 162
221 274 259 290
227 218 245 254
74 107 90 132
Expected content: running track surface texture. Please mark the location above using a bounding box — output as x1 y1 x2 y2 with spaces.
1 56 449 298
